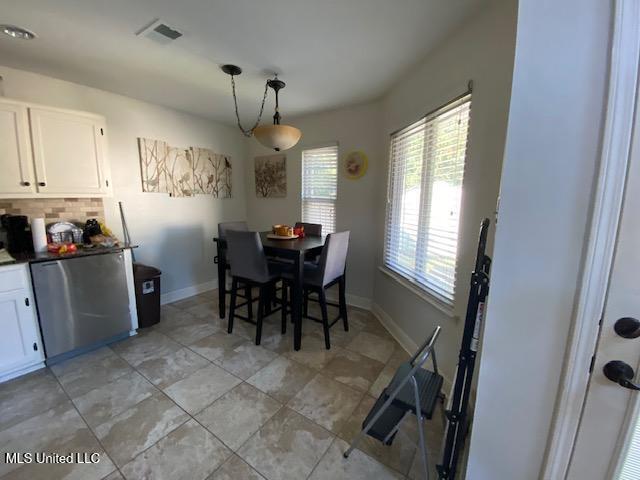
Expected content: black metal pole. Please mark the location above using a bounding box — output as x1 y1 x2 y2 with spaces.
437 218 491 479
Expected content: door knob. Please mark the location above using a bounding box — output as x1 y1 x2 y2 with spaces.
603 360 640 391
614 317 640 339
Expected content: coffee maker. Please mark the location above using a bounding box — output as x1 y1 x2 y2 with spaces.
0 215 33 254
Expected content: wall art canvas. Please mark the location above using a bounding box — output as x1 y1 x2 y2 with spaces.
344 150 368 179
191 147 233 198
255 154 287 198
138 138 232 198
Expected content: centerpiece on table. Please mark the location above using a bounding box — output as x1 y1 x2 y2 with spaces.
268 224 305 239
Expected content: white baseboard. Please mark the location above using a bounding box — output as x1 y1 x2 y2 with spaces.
324 291 372 310
161 278 371 309
371 302 419 353
161 279 218 305
0 362 45 384
345 293 372 310
371 302 453 393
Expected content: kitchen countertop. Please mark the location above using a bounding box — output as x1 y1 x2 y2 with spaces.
0 244 138 266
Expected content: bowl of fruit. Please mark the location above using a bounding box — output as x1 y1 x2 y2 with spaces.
47 243 78 255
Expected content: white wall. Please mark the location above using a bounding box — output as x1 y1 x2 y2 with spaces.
246 102 383 304
372 0 517 383
0 65 248 299
466 0 611 478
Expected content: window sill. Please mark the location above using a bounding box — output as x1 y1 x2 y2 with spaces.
377 266 456 319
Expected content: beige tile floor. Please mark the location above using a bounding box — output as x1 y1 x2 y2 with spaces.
0 291 447 480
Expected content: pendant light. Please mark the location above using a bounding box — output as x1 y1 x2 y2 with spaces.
221 64 302 151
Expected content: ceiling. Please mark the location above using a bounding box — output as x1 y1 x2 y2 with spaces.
0 0 484 125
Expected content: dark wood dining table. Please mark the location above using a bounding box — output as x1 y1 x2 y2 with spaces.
213 232 326 351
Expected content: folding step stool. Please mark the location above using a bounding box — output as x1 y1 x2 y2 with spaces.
343 325 444 479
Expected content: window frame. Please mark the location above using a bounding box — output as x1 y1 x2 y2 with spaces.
301 143 339 234
383 93 472 308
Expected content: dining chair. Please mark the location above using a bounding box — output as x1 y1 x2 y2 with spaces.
217 221 254 319
295 222 323 265
283 230 350 349
225 230 287 345
295 222 322 236
218 221 248 236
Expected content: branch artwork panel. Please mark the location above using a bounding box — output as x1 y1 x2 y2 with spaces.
138 138 232 198
255 154 287 198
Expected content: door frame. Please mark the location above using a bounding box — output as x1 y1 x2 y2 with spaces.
541 0 640 478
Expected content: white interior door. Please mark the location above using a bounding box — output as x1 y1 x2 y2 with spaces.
567 80 640 478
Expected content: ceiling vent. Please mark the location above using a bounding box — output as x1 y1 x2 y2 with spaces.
136 19 183 45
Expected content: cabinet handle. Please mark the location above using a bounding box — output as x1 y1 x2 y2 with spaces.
24 297 29 307
38 182 46 187
21 181 31 187
33 342 38 352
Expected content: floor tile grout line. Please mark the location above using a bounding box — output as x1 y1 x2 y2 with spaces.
107 345 229 477
223 403 286 455
114 327 289 419
49 365 125 480
128 299 405 477
54 360 135 400
173 296 419 475
113 414 193 476
109 331 293 462
304 435 340 480
231 405 336 480
0 372 70 436
3 298 402 479
302 434 411 480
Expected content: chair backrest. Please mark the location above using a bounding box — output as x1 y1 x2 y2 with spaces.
218 221 248 240
318 230 350 286
295 222 322 236
226 230 270 283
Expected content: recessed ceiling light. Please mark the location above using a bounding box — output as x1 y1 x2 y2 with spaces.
1 25 37 40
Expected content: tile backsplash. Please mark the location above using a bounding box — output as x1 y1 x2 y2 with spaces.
0 198 105 224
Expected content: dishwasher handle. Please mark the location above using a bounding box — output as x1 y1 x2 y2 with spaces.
38 261 61 267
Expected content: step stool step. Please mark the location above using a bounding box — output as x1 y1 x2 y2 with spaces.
387 362 444 419
363 389 408 445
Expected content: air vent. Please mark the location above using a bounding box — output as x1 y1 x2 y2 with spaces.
136 19 183 45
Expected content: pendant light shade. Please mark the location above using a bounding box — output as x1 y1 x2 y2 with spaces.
221 65 302 152
253 124 302 151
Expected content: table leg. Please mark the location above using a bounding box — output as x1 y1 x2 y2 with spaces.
293 251 304 350
217 246 227 319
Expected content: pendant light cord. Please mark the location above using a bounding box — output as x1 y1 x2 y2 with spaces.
230 75 270 137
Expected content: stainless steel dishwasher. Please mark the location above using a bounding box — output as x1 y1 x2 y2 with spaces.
30 251 132 360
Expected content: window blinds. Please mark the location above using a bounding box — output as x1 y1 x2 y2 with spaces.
383 94 471 305
302 145 338 233
619 415 640 480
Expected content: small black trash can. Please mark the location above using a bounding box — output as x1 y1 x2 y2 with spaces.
133 263 162 328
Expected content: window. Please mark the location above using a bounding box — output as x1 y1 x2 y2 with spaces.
302 145 338 233
383 94 471 306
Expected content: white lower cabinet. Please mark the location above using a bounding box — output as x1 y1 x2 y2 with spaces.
0 264 44 382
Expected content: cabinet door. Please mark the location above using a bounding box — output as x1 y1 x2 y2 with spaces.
0 290 42 374
0 100 35 195
29 107 108 195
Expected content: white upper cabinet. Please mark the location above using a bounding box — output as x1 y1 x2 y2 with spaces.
0 100 36 195
0 98 111 198
29 107 109 195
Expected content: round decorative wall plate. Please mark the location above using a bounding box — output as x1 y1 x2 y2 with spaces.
343 150 368 179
